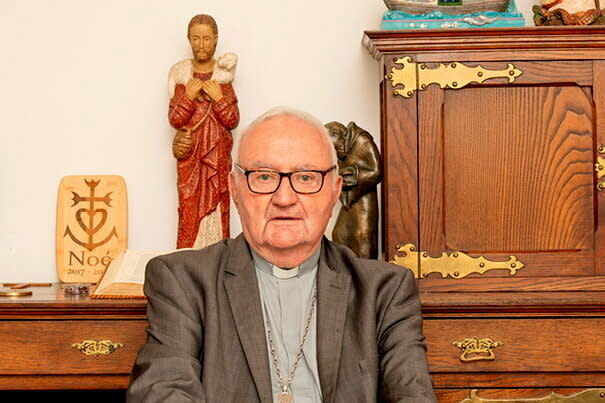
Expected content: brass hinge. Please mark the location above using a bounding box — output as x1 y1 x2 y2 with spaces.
386 56 523 98
596 144 605 192
390 243 524 279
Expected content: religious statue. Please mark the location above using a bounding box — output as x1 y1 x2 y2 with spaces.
325 121 383 259
168 14 240 249
533 0 604 25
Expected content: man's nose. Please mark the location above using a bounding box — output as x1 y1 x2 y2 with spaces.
271 176 298 206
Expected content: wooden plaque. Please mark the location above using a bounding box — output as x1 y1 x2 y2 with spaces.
56 175 128 283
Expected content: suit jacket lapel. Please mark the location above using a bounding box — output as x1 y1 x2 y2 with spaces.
223 235 273 402
316 241 351 403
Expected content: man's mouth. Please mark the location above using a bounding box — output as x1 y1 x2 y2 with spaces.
270 216 302 221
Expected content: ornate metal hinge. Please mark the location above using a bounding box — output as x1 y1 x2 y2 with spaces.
390 243 524 279
387 56 523 98
72 340 124 356
453 337 503 362
596 144 605 192
461 388 605 403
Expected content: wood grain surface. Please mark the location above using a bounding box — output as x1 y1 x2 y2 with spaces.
364 27 605 60
431 372 605 388
594 60 605 277
435 388 604 403
419 85 446 257
419 276 605 292
0 320 147 375
443 86 593 252
370 29 605 397
383 56 420 261
0 284 147 390
425 318 605 372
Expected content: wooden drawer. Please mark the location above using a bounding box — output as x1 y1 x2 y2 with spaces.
435 388 605 403
0 320 147 375
424 318 605 372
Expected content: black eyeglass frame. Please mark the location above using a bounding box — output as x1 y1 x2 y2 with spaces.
234 163 337 195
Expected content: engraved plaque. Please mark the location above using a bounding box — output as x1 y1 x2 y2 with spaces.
56 175 128 283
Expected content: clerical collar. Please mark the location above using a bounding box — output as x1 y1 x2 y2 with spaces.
250 246 321 279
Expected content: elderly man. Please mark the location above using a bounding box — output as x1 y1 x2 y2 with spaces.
126 107 436 403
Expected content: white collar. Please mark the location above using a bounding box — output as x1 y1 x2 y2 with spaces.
272 265 299 279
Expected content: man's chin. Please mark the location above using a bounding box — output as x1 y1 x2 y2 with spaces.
264 230 306 251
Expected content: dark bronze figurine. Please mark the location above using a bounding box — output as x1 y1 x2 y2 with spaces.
325 121 383 259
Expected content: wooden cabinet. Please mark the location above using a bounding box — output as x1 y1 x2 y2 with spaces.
0 285 147 389
364 27 605 402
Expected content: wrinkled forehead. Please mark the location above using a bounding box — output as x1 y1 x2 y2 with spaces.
238 116 333 170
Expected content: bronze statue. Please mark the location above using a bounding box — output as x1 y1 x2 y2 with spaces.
326 121 383 259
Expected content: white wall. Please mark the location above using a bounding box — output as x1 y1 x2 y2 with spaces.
1 0 535 282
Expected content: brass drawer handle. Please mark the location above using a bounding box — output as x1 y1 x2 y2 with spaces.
461 388 605 402
72 340 124 356
453 337 503 362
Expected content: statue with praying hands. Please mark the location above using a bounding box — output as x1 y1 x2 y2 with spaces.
168 14 240 249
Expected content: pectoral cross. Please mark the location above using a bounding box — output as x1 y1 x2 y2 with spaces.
276 392 293 403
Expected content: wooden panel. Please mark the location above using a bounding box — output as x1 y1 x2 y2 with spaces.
420 291 605 316
0 283 146 319
432 372 605 388
414 61 592 87
479 61 591 86
435 388 603 403
443 86 594 252
419 86 446 257
417 250 594 278
414 50 605 62
0 321 147 375
419 276 605 292
0 375 129 390
595 60 605 276
364 27 605 60
425 318 605 372
383 58 419 261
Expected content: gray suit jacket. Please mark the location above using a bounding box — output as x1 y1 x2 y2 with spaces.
126 234 436 403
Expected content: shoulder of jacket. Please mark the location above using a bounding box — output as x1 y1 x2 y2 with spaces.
153 238 231 276
324 239 411 280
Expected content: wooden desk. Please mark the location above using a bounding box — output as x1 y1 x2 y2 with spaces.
3 284 604 400
0 284 147 390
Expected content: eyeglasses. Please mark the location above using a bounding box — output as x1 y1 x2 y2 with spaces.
234 163 337 194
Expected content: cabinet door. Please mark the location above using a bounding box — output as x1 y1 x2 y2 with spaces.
385 58 605 291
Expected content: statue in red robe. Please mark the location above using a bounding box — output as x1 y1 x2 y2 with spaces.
168 14 240 249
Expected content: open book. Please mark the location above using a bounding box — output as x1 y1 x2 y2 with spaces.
90 250 167 299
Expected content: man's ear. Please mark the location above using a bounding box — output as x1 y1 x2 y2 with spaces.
335 174 343 200
229 172 239 208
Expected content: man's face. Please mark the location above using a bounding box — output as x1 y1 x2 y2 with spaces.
230 116 342 258
188 23 217 63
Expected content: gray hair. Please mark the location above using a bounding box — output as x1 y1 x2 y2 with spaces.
232 106 338 166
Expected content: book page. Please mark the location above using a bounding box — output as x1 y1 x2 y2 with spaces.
112 251 160 284
93 248 190 297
